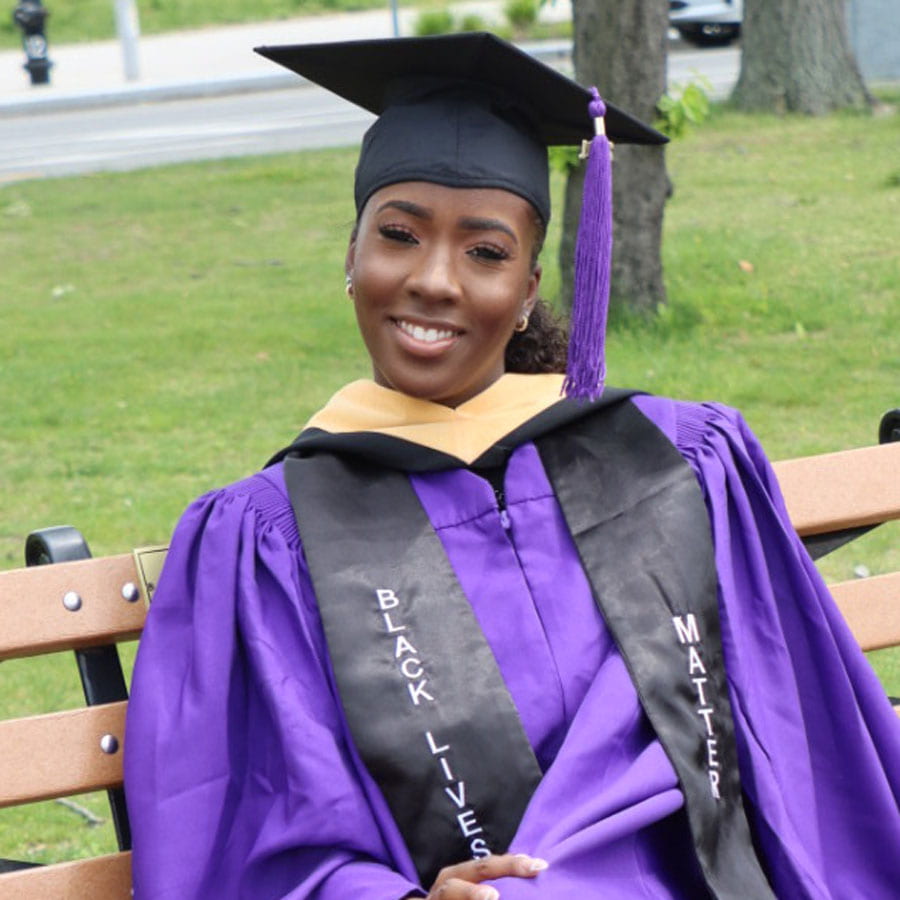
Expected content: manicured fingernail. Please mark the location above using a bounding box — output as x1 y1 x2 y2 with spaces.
514 854 549 872
476 888 499 900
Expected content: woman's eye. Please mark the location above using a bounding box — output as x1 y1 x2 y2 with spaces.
379 225 417 244
470 244 509 262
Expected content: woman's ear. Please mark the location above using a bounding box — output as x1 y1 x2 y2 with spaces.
345 238 357 296
524 264 542 316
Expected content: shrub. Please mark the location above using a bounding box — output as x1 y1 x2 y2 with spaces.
459 14 487 32
413 9 455 36
504 0 538 34
655 79 712 138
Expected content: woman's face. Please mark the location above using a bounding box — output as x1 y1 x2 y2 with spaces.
347 181 542 408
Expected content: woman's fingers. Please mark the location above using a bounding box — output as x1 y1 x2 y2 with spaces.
435 853 548 885
428 880 501 900
427 854 549 898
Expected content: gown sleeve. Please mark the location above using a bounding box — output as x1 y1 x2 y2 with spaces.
125 470 423 900
671 400 900 898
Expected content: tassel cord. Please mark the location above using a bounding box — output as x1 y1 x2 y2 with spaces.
564 90 614 402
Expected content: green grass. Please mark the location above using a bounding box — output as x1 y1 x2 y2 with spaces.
0 0 403 49
1 97 899 862
0 0 566 49
0 148 364 565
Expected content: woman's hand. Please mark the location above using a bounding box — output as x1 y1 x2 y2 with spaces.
424 853 549 899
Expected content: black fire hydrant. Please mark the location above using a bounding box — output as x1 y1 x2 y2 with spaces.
13 0 53 85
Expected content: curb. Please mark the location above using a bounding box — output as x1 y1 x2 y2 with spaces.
0 71 299 117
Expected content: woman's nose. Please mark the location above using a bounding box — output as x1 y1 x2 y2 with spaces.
406 244 462 303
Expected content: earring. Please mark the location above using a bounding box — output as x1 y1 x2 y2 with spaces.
514 313 530 333
345 273 353 296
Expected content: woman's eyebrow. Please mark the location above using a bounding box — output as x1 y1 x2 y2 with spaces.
458 217 517 243
375 200 431 219
373 202 517 243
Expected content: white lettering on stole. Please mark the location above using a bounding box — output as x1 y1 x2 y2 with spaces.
692 676 709 705
672 613 701 645
697 707 716 736
672 614 723 800
688 646 706 675
444 782 466 809
400 658 424 680
377 589 400 609
382 612 406 634
408 680 435 705
375 590 490 856
457 810 483 837
425 730 493 859
376 587 434 706
426 732 450 755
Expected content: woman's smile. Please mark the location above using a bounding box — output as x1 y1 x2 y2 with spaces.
347 181 542 408
392 317 462 353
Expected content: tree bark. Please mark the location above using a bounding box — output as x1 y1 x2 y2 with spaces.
732 0 871 114
559 0 670 315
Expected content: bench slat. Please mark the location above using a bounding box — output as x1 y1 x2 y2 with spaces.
830 571 900 653
0 851 131 898
0 555 146 661
773 442 900 536
0 703 125 807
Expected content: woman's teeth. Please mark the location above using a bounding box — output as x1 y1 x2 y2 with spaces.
397 320 456 343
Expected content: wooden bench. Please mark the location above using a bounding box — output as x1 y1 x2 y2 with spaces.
1 410 898 898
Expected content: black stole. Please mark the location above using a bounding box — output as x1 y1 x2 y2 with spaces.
283 399 773 898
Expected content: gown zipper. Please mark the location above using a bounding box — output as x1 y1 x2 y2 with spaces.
494 485 511 530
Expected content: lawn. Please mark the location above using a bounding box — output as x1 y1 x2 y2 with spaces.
1 95 898 862
0 0 395 49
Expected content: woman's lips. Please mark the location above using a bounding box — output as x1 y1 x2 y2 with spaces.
392 318 461 355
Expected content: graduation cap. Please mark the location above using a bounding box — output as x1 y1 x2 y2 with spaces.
255 32 667 400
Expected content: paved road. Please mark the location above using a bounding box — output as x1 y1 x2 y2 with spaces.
0 86 374 182
0 45 739 183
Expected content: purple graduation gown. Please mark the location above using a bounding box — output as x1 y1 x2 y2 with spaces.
125 395 900 898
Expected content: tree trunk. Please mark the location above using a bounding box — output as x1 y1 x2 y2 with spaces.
732 0 871 114
559 0 670 315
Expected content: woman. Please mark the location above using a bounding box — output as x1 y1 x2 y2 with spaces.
125 33 900 900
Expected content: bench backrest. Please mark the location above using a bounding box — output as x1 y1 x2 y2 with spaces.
0 543 163 897
772 440 900 654
0 432 898 897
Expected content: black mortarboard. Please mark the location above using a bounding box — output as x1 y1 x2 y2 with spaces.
255 32 666 400
255 32 664 222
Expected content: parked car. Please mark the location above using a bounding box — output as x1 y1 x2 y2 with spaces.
669 0 743 46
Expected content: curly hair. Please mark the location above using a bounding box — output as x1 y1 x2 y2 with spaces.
504 297 568 374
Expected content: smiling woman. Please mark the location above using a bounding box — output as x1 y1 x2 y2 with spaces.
124 31 900 900
348 183 542 408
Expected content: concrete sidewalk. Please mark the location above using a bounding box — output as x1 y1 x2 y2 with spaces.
0 2 571 115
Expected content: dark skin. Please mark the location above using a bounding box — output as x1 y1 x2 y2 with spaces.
422 854 549 899
346 181 542 409
348 182 549 896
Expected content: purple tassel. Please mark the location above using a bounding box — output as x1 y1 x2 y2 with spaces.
563 88 613 402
